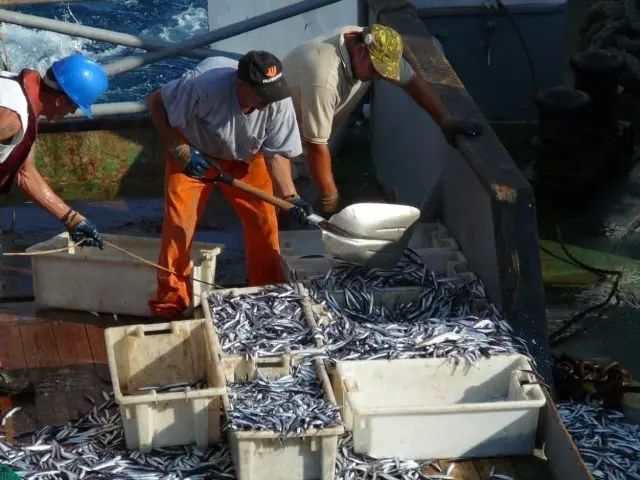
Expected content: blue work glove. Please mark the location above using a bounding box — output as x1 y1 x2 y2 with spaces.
440 116 483 148
69 217 103 249
184 148 212 180
284 195 314 226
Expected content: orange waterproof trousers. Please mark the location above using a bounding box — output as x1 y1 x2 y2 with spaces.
149 150 285 319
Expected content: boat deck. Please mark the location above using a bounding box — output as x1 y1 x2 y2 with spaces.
0 303 558 479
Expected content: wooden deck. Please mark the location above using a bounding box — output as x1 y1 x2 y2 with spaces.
421 456 551 479
0 302 558 479
0 302 150 436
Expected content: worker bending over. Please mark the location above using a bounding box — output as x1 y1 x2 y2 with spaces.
0 54 108 395
147 50 312 319
283 24 483 216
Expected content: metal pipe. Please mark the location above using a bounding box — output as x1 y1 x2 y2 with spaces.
103 0 342 76
38 102 147 121
76 101 147 117
0 9 239 60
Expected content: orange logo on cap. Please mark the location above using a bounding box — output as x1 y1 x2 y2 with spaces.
265 65 278 78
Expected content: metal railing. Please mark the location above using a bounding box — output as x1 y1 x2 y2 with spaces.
102 0 343 76
1 0 343 117
0 9 238 60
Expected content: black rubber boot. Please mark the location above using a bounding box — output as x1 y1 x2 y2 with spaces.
0 368 33 396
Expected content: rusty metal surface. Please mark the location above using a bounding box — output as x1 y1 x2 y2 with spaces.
0 119 164 204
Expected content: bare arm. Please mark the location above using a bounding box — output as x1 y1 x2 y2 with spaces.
305 141 340 214
148 89 192 166
14 147 71 221
148 90 180 146
265 154 297 199
0 107 22 144
305 141 336 196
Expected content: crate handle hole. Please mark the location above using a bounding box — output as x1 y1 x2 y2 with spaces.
144 329 172 336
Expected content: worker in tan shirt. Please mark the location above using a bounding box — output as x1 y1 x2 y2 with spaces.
283 24 483 216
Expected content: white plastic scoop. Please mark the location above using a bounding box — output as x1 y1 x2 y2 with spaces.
198 158 421 268
320 203 421 268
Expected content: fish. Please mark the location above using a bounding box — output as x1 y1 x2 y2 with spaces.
207 284 315 357
309 284 529 367
207 251 533 371
488 466 514 480
1 407 22 427
335 433 434 480
0 395 236 480
130 380 207 395
299 248 532 368
227 360 341 439
558 401 640 480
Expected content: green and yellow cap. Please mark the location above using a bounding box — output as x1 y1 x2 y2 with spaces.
362 24 403 81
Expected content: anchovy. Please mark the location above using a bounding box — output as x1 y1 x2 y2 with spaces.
558 401 640 480
227 360 341 439
207 284 315 357
335 433 440 480
0 395 235 480
132 379 207 395
489 467 514 480
1 407 22 427
305 252 530 367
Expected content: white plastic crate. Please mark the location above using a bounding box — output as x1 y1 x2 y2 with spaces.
26 232 223 317
105 319 226 452
218 352 344 480
334 354 546 460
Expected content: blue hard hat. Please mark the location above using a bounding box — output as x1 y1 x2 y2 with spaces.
51 54 108 119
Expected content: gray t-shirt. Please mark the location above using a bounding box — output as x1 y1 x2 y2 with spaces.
161 56 302 162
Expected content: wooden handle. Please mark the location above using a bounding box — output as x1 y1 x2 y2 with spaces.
228 178 294 211
198 149 295 211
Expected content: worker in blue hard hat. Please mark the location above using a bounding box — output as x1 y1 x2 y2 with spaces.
0 54 108 396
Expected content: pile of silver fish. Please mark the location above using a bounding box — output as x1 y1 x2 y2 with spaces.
308 252 529 366
336 434 450 480
227 361 341 438
558 402 640 480
207 284 314 357
0 394 235 480
310 250 486 299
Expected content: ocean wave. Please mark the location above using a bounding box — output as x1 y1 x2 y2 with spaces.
1 1 208 102
1 23 96 74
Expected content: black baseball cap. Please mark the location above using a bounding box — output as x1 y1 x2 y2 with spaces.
237 50 291 103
